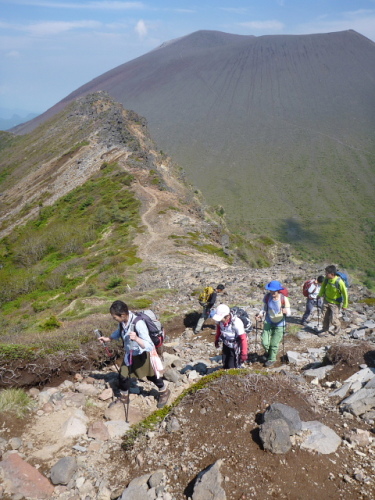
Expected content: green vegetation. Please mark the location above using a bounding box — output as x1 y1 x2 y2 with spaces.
0 161 142 339
0 388 36 417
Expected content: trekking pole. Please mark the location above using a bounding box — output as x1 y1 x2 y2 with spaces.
282 314 286 364
255 319 258 357
317 301 320 330
95 329 130 422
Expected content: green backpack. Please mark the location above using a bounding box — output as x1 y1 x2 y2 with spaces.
198 286 214 305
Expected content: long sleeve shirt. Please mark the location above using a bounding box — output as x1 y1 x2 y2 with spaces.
110 311 154 357
318 276 348 308
215 315 248 361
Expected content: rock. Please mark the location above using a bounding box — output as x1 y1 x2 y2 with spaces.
259 418 292 454
120 472 151 499
50 456 77 485
75 382 100 396
99 388 114 400
166 416 181 433
61 411 88 438
104 420 130 438
345 429 371 447
148 469 166 488
262 403 302 435
0 452 54 498
163 368 182 383
9 437 23 450
303 365 334 381
192 459 226 500
329 382 351 399
300 421 341 454
88 421 111 441
64 392 87 408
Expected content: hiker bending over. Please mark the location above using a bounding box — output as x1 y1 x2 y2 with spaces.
301 275 324 326
255 281 291 367
98 300 170 409
195 284 225 334
317 265 348 337
213 304 248 369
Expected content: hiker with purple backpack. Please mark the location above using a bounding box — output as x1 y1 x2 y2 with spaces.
98 300 170 409
255 280 291 367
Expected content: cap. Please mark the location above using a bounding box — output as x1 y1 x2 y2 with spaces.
265 280 284 292
216 284 225 290
212 304 230 322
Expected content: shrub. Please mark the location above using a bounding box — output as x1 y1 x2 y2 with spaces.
0 388 36 418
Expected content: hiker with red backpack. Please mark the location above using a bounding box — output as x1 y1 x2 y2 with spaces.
317 265 349 337
255 280 291 367
195 284 225 334
301 275 324 326
98 300 170 409
213 304 248 368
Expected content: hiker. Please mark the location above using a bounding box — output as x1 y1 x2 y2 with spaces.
301 275 324 326
213 304 248 368
317 265 348 337
255 280 291 367
195 283 225 334
98 300 170 408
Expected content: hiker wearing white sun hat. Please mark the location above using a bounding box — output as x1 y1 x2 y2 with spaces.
213 304 248 369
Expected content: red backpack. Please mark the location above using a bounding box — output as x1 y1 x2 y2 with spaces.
302 280 315 298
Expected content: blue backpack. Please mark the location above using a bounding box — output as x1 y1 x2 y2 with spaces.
336 271 350 289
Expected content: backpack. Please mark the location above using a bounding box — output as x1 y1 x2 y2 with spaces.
302 280 315 298
133 310 164 348
264 291 287 309
230 307 252 333
336 271 350 288
198 286 214 306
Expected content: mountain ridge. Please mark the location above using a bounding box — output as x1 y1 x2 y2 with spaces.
9 29 375 272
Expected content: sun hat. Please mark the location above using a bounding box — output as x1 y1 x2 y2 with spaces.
265 280 284 292
212 304 230 322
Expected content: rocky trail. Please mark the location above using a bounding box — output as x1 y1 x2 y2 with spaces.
1 174 375 499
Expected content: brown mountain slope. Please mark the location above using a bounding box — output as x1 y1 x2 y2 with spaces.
11 30 375 271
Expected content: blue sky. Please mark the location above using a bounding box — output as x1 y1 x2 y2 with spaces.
1 0 375 114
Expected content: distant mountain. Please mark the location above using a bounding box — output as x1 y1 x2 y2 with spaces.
0 107 39 130
12 30 375 271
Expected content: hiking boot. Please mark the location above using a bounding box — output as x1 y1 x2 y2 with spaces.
257 354 268 363
265 360 275 367
317 331 328 338
157 389 171 408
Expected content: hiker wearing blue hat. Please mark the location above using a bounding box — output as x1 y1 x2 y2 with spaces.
255 280 291 367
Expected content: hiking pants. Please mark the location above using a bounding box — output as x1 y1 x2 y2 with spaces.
119 372 164 392
195 305 210 333
302 297 323 323
261 322 284 362
322 301 341 335
222 343 240 369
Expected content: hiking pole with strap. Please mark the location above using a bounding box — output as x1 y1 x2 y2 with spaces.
317 300 320 330
282 314 286 364
94 329 120 373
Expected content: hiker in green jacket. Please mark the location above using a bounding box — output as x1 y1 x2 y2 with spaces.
317 265 348 337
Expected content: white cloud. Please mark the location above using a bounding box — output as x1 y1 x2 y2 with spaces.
296 9 375 41
220 7 248 14
26 20 101 36
5 50 21 57
239 20 284 31
135 19 147 38
4 0 145 10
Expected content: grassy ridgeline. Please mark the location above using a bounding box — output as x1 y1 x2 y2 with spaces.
0 162 142 340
